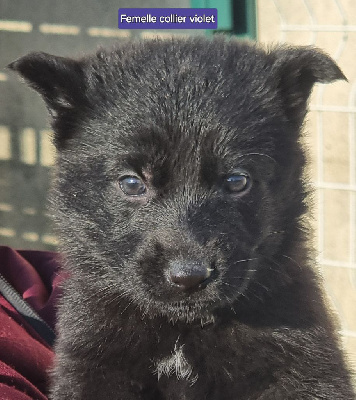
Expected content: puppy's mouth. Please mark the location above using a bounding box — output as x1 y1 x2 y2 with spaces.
138 253 256 322
159 298 217 324
141 260 220 322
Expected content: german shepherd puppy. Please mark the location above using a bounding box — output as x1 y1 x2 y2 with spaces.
10 36 355 399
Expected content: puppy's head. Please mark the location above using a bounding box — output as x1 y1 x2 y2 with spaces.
9 37 345 323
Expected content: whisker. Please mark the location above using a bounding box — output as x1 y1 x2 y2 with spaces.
237 152 277 163
234 257 259 264
282 254 302 270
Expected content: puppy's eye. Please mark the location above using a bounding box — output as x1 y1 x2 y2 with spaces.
119 176 146 196
223 173 250 193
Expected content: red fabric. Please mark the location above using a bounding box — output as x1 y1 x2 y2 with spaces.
0 246 62 400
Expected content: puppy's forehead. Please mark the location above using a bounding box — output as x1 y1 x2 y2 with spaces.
90 39 275 127
109 42 278 139
116 101 275 174
117 42 273 117
90 39 282 171
120 125 211 169
119 124 253 181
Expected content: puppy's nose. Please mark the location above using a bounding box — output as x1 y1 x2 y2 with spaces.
168 259 211 291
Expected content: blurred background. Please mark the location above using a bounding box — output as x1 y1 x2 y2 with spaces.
0 0 355 375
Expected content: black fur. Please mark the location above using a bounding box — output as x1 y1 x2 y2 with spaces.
9 36 355 399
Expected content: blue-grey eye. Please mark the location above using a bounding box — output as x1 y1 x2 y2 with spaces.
224 173 250 193
119 176 146 196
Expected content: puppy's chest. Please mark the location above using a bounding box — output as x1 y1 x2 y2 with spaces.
150 332 240 386
150 335 253 399
153 340 198 384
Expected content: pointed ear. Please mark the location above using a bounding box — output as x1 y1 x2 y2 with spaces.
269 46 347 126
8 52 88 149
8 52 87 117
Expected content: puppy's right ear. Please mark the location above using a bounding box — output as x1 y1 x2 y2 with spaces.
269 46 346 127
8 52 87 148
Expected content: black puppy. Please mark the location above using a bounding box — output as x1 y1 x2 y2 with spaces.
10 36 355 399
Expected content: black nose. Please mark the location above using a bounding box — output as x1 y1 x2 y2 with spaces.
168 259 211 291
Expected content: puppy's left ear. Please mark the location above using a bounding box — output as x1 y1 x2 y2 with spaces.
270 46 347 126
8 52 88 149
8 52 87 114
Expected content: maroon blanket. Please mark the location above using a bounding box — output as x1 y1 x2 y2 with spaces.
0 246 62 400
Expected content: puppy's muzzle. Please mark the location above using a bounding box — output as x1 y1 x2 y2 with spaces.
168 259 212 292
